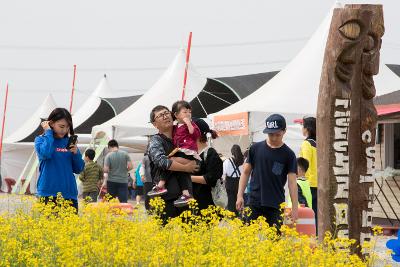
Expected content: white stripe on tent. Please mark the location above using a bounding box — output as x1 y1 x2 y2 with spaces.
196 96 208 116
202 90 234 105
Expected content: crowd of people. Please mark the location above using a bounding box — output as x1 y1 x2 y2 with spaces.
34 102 318 230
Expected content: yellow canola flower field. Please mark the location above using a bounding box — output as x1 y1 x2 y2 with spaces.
0 195 388 267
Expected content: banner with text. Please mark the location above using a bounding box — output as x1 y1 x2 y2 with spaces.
213 112 249 136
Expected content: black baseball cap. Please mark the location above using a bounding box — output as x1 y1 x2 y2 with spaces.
263 114 286 134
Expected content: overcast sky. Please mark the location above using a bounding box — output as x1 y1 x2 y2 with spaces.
0 0 399 136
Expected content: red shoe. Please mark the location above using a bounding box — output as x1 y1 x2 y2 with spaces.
173 194 193 207
147 186 168 197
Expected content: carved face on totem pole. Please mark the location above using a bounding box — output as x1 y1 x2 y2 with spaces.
334 10 370 98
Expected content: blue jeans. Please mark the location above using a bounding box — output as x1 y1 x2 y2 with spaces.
128 187 136 200
107 181 128 203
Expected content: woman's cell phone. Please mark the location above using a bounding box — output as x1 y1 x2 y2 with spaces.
66 135 78 149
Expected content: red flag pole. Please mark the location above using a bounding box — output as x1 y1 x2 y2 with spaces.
69 64 77 113
181 32 192 100
0 82 9 161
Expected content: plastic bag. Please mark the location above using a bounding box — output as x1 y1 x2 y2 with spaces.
211 178 228 208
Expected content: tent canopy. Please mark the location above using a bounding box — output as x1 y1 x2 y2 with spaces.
92 48 207 139
215 71 279 99
191 72 278 118
387 64 400 78
4 94 57 143
92 50 278 139
73 75 141 134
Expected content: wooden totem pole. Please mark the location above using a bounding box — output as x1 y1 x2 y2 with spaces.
317 4 384 253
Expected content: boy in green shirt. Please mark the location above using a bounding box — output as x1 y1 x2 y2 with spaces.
79 149 103 202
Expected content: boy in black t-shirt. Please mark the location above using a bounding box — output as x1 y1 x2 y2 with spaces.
236 114 299 230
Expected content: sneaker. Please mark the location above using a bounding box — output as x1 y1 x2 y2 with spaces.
173 194 193 207
147 186 168 197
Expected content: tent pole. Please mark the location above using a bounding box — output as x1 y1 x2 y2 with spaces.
181 32 192 100
0 82 9 163
69 64 77 113
248 112 253 145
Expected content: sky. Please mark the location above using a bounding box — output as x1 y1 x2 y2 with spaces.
0 0 399 136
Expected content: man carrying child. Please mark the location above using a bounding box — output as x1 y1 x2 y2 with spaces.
147 105 199 220
148 101 201 207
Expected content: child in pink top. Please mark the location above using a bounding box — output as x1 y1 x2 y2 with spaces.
172 101 201 161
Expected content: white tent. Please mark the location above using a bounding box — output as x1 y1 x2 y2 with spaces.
72 75 142 143
4 94 57 143
92 48 207 140
73 75 115 130
1 94 57 192
209 5 400 156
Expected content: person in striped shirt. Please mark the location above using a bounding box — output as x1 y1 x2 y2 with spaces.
79 149 103 202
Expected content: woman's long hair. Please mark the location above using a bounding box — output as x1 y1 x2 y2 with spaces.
193 118 218 143
231 144 244 167
303 117 316 141
47 108 74 137
199 130 218 143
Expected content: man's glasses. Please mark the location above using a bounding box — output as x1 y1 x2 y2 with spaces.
154 111 171 120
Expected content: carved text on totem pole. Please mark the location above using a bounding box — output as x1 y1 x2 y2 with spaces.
333 98 350 238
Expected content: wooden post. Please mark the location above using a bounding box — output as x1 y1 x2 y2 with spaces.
317 4 384 254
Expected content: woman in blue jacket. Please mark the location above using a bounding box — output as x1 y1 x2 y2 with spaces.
34 108 84 212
